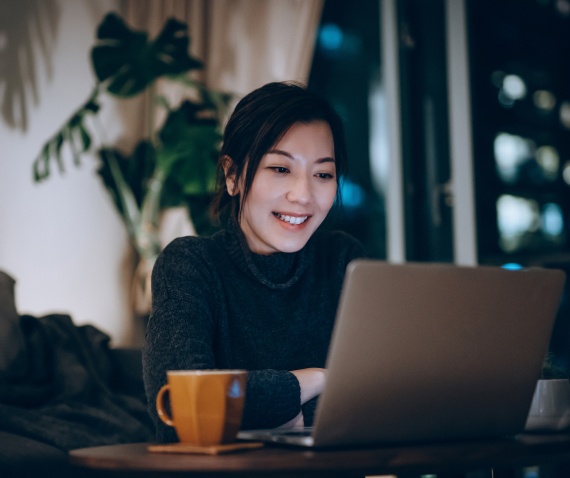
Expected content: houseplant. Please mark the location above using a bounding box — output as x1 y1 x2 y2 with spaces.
33 13 230 313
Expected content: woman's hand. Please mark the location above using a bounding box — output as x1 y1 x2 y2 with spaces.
276 369 325 430
291 368 326 404
277 411 304 429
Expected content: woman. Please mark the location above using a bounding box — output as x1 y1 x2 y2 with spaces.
143 81 366 443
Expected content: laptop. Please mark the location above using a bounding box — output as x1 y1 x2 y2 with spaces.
238 260 566 447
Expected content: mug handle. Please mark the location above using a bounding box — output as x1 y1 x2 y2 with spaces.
156 384 175 427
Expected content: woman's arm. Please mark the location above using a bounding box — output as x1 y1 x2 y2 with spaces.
291 368 326 404
277 368 326 429
143 238 304 439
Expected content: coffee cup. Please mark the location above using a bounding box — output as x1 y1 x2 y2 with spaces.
156 370 246 446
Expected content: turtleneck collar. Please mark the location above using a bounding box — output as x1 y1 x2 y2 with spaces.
224 217 313 289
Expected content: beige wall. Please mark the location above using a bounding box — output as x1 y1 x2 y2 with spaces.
0 0 144 346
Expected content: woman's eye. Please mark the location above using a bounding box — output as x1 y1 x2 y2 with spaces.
316 172 334 180
270 167 289 174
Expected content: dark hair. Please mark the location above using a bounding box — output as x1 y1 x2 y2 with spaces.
210 81 348 222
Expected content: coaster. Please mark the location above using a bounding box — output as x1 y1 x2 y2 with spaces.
148 441 264 455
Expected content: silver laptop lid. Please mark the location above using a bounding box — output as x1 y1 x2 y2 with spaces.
312 261 565 447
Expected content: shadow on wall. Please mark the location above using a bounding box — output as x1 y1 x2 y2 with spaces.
0 0 60 131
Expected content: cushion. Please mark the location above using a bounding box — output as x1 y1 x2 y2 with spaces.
0 270 27 378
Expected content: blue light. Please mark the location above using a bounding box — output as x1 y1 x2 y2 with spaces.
319 23 343 51
501 263 524 270
541 202 564 237
339 177 365 209
228 378 242 398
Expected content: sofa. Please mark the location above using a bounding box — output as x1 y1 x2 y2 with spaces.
0 271 154 478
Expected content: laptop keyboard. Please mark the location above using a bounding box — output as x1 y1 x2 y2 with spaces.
274 428 313 437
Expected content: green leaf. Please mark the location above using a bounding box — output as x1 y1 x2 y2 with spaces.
176 127 219 195
97 141 157 212
97 148 126 215
156 100 221 201
55 132 64 157
54 133 65 173
64 125 82 166
79 125 91 151
91 13 203 97
32 89 100 182
33 144 51 181
84 98 100 114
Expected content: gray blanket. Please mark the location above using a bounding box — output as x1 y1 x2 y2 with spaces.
0 312 153 451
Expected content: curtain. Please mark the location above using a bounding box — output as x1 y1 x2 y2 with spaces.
204 0 324 95
120 0 323 95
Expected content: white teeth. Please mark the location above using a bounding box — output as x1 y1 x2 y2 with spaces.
276 213 308 225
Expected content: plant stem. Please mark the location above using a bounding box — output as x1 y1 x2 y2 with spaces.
138 167 165 261
105 149 143 252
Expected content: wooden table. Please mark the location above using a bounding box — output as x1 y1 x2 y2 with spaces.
69 433 570 478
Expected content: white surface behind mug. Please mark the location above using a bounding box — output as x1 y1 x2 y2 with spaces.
525 379 570 432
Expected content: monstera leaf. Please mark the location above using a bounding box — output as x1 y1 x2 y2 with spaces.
34 13 229 251
91 13 203 97
33 92 100 181
98 141 157 213
157 100 220 199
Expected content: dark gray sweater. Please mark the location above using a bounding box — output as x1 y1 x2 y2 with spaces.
142 219 365 443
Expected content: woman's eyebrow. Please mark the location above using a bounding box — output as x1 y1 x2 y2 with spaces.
266 149 335 163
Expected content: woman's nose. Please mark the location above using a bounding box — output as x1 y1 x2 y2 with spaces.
286 176 312 204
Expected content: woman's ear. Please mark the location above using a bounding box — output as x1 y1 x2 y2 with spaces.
222 156 239 196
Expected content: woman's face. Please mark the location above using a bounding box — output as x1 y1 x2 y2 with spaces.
232 120 337 255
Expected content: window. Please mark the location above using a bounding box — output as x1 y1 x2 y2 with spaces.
309 0 385 259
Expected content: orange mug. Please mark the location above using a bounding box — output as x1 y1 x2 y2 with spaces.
156 370 246 446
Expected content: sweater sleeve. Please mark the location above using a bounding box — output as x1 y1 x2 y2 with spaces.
142 238 302 442
242 370 301 430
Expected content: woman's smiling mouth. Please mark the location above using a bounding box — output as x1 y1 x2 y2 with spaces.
273 212 309 225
